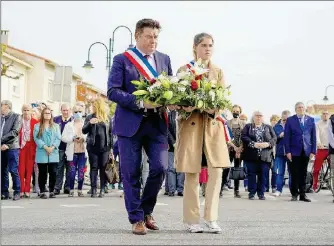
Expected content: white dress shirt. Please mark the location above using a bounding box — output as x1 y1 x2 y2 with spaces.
136 47 157 71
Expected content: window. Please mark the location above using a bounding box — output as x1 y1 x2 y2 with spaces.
12 80 20 96
48 79 53 100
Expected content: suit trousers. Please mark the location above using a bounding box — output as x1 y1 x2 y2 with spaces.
183 164 222 224
288 151 309 197
118 116 168 224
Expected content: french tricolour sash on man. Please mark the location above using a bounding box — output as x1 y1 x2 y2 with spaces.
123 47 168 124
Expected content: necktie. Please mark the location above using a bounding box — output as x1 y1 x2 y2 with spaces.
144 55 150 60
299 117 304 131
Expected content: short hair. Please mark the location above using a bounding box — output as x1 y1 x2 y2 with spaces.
270 114 280 122
232 104 242 113
282 110 291 117
21 104 32 111
60 103 70 110
251 110 264 123
1 100 12 109
135 18 161 35
295 101 304 109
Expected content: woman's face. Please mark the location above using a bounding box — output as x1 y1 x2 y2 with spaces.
43 110 52 121
254 113 263 125
194 37 213 61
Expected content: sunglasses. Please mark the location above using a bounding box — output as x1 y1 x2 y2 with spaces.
74 111 82 113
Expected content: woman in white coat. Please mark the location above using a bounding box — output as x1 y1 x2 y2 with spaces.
61 105 87 197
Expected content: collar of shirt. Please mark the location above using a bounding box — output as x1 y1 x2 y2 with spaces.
136 47 154 59
62 116 69 122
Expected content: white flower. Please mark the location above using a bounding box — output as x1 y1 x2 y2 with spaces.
170 76 179 83
177 71 190 80
148 82 162 92
192 66 209 75
177 87 186 92
179 80 189 86
158 74 167 80
209 90 215 102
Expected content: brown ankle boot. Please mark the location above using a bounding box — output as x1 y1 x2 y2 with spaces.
132 221 147 235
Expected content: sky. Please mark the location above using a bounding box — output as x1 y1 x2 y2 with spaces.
3 1 334 122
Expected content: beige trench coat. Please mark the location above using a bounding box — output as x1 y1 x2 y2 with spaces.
175 63 231 174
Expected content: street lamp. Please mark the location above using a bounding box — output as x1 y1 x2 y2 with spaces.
323 85 334 103
82 25 134 73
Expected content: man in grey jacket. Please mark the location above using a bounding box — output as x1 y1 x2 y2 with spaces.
1 100 21 201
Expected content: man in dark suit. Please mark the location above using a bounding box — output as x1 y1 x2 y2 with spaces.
284 102 316 202
108 19 173 235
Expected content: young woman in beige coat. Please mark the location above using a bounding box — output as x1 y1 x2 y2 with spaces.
175 33 231 234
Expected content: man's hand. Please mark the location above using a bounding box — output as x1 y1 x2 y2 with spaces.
279 132 284 138
286 153 292 162
167 105 180 111
310 153 315 160
109 152 114 160
182 106 196 113
1 144 9 151
205 108 215 115
143 102 161 109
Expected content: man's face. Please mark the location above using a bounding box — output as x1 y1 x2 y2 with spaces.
321 111 329 121
281 113 290 124
1 104 10 116
295 104 305 116
22 106 31 118
135 27 159 55
61 106 70 119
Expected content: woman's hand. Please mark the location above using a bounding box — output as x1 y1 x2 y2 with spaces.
182 106 196 113
90 118 98 124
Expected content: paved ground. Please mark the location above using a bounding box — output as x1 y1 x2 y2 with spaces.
1 186 334 245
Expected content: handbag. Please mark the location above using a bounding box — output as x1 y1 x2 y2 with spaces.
105 158 119 184
229 166 247 180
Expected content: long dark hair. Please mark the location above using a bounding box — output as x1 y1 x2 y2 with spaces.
37 107 55 138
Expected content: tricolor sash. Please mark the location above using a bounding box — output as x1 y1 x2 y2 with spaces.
124 47 168 125
124 47 158 82
186 60 195 73
216 114 233 143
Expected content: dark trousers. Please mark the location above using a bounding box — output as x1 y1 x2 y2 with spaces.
68 153 87 190
88 150 109 191
167 152 184 193
1 149 20 196
55 150 69 192
265 158 277 190
245 160 269 197
288 152 309 197
38 163 57 193
118 116 168 224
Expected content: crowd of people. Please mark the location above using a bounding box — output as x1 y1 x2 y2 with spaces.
1 17 334 236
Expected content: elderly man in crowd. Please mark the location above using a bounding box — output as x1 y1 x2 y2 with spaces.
284 102 316 202
1 100 22 201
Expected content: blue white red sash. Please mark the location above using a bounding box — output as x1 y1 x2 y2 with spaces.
216 114 233 142
124 47 158 82
186 60 195 72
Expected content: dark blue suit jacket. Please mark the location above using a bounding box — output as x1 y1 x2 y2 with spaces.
284 114 316 157
107 51 172 137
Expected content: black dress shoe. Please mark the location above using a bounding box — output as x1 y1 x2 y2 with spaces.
168 192 175 197
300 196 311 202
64 189 70 194
1 195 9 200
291 196 298 201
53 189 60 195
234 191 241 198
177 192 183 197
258 195 266 200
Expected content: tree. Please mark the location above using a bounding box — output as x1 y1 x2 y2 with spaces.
1 44 23 80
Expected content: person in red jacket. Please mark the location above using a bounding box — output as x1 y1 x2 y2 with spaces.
19 104 38 198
